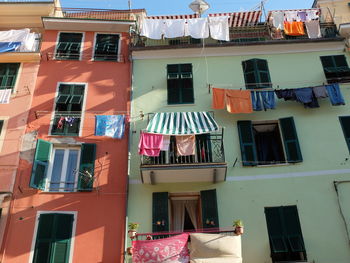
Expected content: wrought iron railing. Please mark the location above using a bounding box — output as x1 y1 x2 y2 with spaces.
141 128 225 166
45 52 125 62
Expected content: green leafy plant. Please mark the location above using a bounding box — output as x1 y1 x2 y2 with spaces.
233 220 243 228
128 222 140 231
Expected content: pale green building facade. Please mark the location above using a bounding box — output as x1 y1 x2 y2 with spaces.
127 16 350 263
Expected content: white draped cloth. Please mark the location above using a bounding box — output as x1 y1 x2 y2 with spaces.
209 16 229 41
140 19 165 40
0 89 12 104
0 28 38 52
164 19 186 38
185 18 209 39
172 200 198 232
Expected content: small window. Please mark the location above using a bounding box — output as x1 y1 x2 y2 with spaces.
237 117 302 166
32 213 74 263
265 206 307 262
0 63 20 90
51 84 85 136
320 55 350 83
167 64 194 105
94 34 120 61
339 116 350 153
242 59 272 89
55 32 83 60
0 120 3 134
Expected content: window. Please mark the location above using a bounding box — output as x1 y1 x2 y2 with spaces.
152 189 219 236
237 117 302 166
265 206 307 262
51 84 85 136
167 64 194 104
242 59 272 89
32 213 74 263
30 139 96 192
94 33 120 61
339 116 350 153
0 63 20 90
320 55 350 83
0 120 3 134
55 32 83 60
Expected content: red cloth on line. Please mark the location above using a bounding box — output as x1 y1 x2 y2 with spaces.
138 132 163 157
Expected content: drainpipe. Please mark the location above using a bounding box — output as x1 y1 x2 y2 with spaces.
333 180 350 247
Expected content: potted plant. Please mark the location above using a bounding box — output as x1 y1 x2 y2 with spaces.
128 222 139 239
233 220 244 235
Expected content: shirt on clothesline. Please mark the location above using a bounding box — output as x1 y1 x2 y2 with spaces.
95 115 126 139
138 132 163 157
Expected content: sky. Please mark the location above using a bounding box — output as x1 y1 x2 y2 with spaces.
60 0 315 15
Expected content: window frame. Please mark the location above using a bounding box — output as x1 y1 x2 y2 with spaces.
54 32 85 61
320 55 350 83
29 211 77 263
0 63 21 92
49 82 88 137
242 58 272 89
45 147 81 192
92 32 121 62
0 117 8 153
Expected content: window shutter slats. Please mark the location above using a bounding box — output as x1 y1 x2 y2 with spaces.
339 116 350 153
200 189 219 229
78 143 96 191
242 59 271 89
265 207 288 253
282 206 305 252
167 63 194 104
237 121 257 166
279 117 303 163
30 139 52 190
152 192 169 233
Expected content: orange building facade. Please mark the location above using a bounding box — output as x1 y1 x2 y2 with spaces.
1 8 139 263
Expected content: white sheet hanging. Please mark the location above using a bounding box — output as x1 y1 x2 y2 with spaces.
284 11 299 22
0 29 38 52
164 19 186 38
140 19 165 40
271 11 285 30
186 18 209 39
305 20 321 39
209 16 229 41
306 10 319 21
0 89 12 104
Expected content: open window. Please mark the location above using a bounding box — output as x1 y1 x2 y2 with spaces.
152 189 219 236
93 33 120 61
320 55 350 83
0 63 20 91
55 32 83 60
30 139 96 192
237 117 303 166
265 206 307 262
167 64 194 105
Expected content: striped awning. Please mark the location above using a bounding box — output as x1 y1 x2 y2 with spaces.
146 112 219 135
209 11 262 27
147 14 199 19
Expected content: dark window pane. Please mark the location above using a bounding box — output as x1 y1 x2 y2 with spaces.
37 214 55 239
334 55 348 67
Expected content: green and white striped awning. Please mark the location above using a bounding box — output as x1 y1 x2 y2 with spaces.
146 112 219 135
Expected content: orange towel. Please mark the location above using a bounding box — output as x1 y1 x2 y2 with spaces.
212 88 226 109
284 21 305 36
225 90 253 114
176 135 196 156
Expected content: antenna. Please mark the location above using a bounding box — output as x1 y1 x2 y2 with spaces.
128 0 131 10
250 0 268 11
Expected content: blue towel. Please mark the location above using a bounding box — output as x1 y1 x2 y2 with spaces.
295 87 319 108
0 42 21 53
95 115 125 139
325 83 345 106
251 91 262 111
251 91 275 111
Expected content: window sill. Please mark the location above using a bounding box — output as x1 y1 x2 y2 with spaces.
255 162 301 168
166 103 195 107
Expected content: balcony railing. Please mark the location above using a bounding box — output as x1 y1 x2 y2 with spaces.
131 22 339 48
141 128 225 166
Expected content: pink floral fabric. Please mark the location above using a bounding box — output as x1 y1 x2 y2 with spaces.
132 233 189 263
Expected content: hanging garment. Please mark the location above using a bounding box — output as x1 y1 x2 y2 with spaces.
284 11 299 22
306 10 319 21
186 18 209 39
275 89 297 101
251 91 262 111
95 115 126 139
225 90 253 113
297 11 307 22
138 132 163 157
160 135 171 151
65 117 76 127
208 16 229 41
212 88 226 109
0 42 21 53
294 88 319 108
284 22 305 36
271 28 284 39
312 86 328 98
140 19 165 40
57 117 65 129
0 28 30 52
271 11 285 30
0 89 12 104
325 83 345 106
260 91 276 110
164 19 186 38
176 135 196 156
305 20 321 39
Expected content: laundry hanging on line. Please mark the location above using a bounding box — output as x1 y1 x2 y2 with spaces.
95 115 126 139
251 91 276 111
0 89 12 104
138 132 164 157
212 88 253 114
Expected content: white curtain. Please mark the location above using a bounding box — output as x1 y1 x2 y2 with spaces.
172 200 185 232
185 200 198 230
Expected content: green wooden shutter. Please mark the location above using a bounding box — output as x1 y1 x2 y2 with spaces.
256 59 272 89
30 139 52 190
279 117 303 163
78 143 96 191
339 116 350 153
167 64 181 104
282 206 306 253
180 64 194 104
0 63 20 90
152 192 169 233
265 207 288 253
242 60 257 89
242 59 271 89
200 189 219 229
237 121 257 166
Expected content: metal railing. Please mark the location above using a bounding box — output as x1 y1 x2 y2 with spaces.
45 52 125 62
141 128 225 166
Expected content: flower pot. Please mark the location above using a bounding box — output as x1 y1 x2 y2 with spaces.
234 226 244 235
128 230 137 239
126 247 133 255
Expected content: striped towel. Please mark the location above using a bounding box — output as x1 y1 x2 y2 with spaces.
0 89 12 104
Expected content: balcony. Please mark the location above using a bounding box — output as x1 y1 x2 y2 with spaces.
140 128 227 184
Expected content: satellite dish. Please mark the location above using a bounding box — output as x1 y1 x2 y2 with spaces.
189 0 210 16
